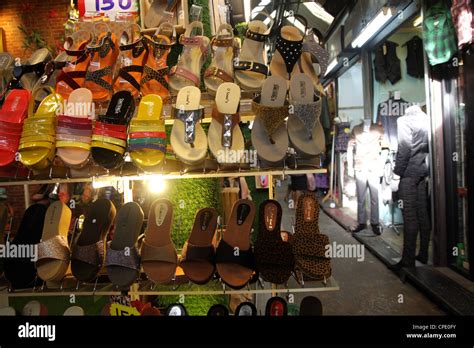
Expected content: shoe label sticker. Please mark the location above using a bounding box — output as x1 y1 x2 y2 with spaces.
155 203 168 227
200 211 211 231
304 197 315 222
265 203 277 231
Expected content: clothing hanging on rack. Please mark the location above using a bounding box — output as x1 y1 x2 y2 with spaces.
373 41 401 85
404 36 425 78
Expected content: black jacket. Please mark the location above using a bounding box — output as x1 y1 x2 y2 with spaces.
374 41 402 85
405 36 424 78
394 106 430 178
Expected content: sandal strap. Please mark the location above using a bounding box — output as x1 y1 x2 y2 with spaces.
85 66 113 92
293 233 329 259
37 235 71 263
88 33 115 58
56 71 84 91
276 33 303 75
0 140 19 153
141 65 169 90
245 28 269 42
140 240 177 264
94 121 128 135
105 242 140 271
252 97 289 143
234 61 268 76
71 240 105 268
181 241 214 263
211 37 235 47
211 106 240 148
215 239 254 270
171 106 204 144
204 66 234 83
169 66 199 86
118 65 143 92
293 99 322 139
128 142 166 152
303 34 329 77
143 36 172 58
56 141 91 151
56 133 91 143
179 35 208 56
129 131 166 139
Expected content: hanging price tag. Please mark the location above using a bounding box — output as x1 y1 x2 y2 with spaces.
78 0 138 18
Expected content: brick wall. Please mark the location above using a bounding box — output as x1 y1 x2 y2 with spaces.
0 0 69 59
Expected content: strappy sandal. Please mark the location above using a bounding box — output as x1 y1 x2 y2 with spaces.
169 21 210 93
13 48 52 91
71 199 116 283
129 94 167 171
56 88 93 168
140 22 175 101
204 24 236 94
291 193 332 280
91 90 134 170
19 87 63 171
84 23 119 102
140 199 178 284
36 201 72 286
170 86 207 165
113 24 148 99
251 76 289 166
288 73 325 156
300 28 329 91
215 199 256 289
0 89 30 167
234 13 272 91
106 202 144 289
56 30 92 99
207 83 245 168
254 200 295 284
180 208 218 285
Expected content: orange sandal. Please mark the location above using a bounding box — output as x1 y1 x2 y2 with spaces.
84 23 119 102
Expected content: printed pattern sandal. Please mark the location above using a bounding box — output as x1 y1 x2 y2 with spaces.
129 94 167 170
0 89 30 167
106 202 144 289
254 200 295 284
204 24 236 94
291 193 332 280
169 21 210 92
301 28 329 89
180 208 218 285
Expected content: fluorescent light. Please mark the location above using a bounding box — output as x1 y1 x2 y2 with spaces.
287 16 306 33
351 7 394 48
303 2 334 24
251 0 272 20
325 58 338 76
263 10 276 25
147 175 166 194
413 15 423 27
244 0 251 23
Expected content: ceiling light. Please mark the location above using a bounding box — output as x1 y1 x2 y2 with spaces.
325 58 338 76
351 7 395 48
413 15 423 27
263 10 276 25
251 0 272 20
244 0 251 23
303 2 334 24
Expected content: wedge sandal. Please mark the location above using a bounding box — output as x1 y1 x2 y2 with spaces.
140 199 178 284
216 199 256 289
180 208 218 285
254 200 295 284
106 202 144 289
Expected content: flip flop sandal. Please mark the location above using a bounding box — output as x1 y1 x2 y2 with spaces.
299 296 323 316
251 76 289 166
0 89 31 167
56 30 92 99
235 301 257 316
204 24 236 94
13 48 52 91
269 23 305 79
84 23 119 102
170 86 207 165
18 87 63 171
234 13 273 91
140 199 178 284
63 306 85 316
288 74 325 156
113 24 148 99
166 303 187 316
216 199 256 289
254 200 295 284
91 90 135 170
56 88 93 168
207 83 245 168
140 22 175 101
180 207 218 285
265 296 288 316
71 198 116 283
144 0 179 29
169 21 210 93
129 94 167 171
300 28 329 91
22 300 48 316
291 193 332 280
0 53 14 98
207 304 229 316
36 201 72 285
106 202 144 289
4 204 47 289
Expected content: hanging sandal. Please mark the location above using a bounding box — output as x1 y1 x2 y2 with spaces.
56 88 93 168
288 73 325 156
254 200 295 284
169 21 210 93
180 208 218 285
36 201 72 286
215 199 256 289
140 199 178 284
13 48 52 91
18 87 63 171
106 202 144 289
129 94 167 171
71 198 116 283
91 90 135 170
291 193 332 280
234 13 273 91
170 86 207 165
204 24 236 94
251 76 289 166
84 23 119 102
207 83 245 168
113 24 148 99
270 23 305 79
300 28 329 91
140 22 175 101
56 30 92 99
144 0 179 29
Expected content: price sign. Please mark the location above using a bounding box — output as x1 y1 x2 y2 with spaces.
78 0 139 18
